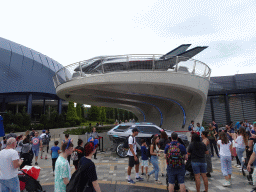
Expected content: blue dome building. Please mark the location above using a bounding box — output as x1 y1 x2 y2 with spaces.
0 37 63 114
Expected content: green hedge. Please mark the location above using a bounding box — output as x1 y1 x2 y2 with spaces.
63 126 114 135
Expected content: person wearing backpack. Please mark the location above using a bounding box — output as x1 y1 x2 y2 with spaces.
165 132 188 192
40 130 49 160
127 128 144 184
55 140 73 192
66 141 101 192
62 134 73 164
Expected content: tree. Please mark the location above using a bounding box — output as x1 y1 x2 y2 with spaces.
66 102 78 122
87 106 100 121
100 107 106 122
124 110 129 122
76 103 82 119
22 107 31 128
114 108 118 120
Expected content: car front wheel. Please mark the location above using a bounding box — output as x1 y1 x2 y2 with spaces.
116 143 128 158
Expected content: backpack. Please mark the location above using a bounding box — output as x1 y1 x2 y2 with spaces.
71 151 78 161
188 125 192 131
42 135 49 145
66 158 94 192
71 148 84 161
123 136 135 149
166 143 183 168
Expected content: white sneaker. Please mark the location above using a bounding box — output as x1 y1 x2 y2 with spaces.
223 180 231 187
237 165 241 168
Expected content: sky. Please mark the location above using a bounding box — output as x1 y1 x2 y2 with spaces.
1 0 256 77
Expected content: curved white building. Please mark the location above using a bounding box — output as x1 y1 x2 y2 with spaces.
53 45 211 131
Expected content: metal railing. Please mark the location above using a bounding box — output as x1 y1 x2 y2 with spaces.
53 55 211 88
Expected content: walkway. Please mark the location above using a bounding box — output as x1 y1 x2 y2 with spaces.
36 148 254 192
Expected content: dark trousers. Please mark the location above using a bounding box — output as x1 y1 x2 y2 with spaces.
236 156 241 165
67 155 71 164
94 149 97 159
52 158 57 172
209 138 219 156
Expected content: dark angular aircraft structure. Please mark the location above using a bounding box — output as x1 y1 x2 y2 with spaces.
74 44 208 75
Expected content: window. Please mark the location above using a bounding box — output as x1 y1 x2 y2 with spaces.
136 126 161 134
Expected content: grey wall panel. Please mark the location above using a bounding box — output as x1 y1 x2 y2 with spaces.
242 94 256 123
212 96 227 126
30 49 43 64
229 95 242 124
0 38 11 64
203 99 212 124
46 57 56 72
0 36 63 99
39 54 50 69
0 39 11 93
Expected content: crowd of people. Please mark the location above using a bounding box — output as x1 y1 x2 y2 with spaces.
1 119 256 192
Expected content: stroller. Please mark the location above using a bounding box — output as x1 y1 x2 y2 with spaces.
19 166 45 192
185 156 195 181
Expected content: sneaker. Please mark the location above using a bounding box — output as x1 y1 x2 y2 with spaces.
237 165 241 168
45 156 47 160
223 180 231 187
211 155 214 157
217 155 220 158
146 174 150 182
141 173 145 176
136 176 144 181
35 162 38 165
40 156 43 159
155 180 162 184
128 179 135 184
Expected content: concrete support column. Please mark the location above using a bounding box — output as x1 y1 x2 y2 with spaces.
26 94 32 115
58 99 62 115
224 94 231 125
210 97 215 121
43 98 46 114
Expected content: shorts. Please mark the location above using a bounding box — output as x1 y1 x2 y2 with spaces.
128 156 139 167
32 148 39 157
191 162 207 174
141 160 148 167
167 166 185 184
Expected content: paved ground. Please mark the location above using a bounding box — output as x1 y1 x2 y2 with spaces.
33 141 255 192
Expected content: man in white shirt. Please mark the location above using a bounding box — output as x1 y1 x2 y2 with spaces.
127 128 144 184
0 137 23 192
40 130 49 159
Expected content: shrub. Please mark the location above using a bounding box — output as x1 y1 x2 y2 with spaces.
5 124 20 133
35 124 44 130
64 122 70 127
70 120 76 127
106 119 115 124
13 113 23 128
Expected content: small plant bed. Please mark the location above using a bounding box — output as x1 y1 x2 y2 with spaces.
63 125 114 135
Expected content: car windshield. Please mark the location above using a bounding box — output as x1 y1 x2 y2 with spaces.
114 125 131 132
